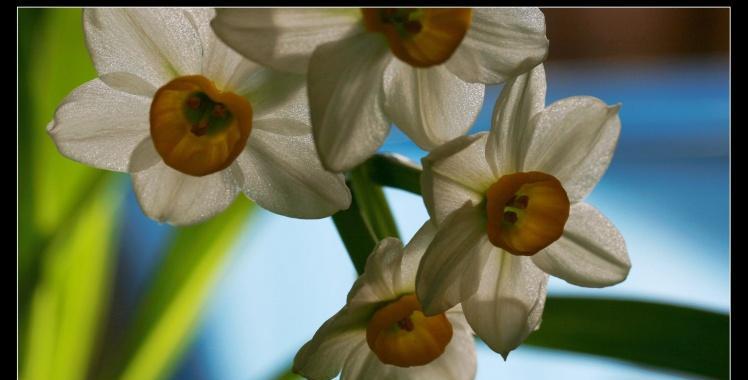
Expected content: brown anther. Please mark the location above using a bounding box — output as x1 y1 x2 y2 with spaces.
515 195 529 209
212 104 227 118
397 316 415 332
187 96 201 109
503 211 518 224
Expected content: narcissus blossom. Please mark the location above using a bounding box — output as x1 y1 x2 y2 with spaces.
294 222 476 380
212 8 549 172
415 64 631 357
48 8 350 225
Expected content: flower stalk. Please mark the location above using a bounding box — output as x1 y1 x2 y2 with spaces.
333 158 402 274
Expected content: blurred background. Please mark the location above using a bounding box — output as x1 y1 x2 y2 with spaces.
18 7 729 380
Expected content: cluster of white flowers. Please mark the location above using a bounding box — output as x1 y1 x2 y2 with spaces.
48 8 630 379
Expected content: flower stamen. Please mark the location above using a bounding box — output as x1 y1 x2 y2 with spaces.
503 211 518 224
397 316 415 331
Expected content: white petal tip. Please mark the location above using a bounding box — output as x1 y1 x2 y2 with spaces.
500 351 511 360
608 103 622 114
338 192 353 212
608 269 632 287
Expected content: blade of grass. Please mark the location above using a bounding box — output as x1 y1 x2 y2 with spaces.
21 178 124 380
99 197 255 380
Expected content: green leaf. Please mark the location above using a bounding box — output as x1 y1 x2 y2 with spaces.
100 197 255 380
525 297 729 379
21 178 124 380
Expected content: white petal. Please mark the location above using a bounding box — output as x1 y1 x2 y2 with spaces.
237 118 351 219
431 310 478 380
242 70 308 124
421 133 494 225
522 97 622 203
294 306 369 380
47 78 151 172
347 238 405 307
84 8 203 87
416 203 494 316
99 72 157 98
211 8 363 74
340 312 476 380
532 202 630 287
347 221 438 308
186 8 308 120
131 156 242 225
462 250 549 358
339 339 386 380
382 60 484 150
445 7 548 84
308 33 393 172
181 8 262 91
186 9 310 134
399 221 438 293
486 64 546 177
127 137 162 173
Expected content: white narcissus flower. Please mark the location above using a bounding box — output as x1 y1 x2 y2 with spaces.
294 222 476 380
415 64 631 358
47 8 351 225
211 8 549 172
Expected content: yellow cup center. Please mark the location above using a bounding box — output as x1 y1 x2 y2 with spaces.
361 8 472 68
486 171 571 256
366 294 453 367
150 75 253 177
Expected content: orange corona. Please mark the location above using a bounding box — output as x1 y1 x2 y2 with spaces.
361 8 472 68
486 172 570 256
366 294 452 367
150 75 253 177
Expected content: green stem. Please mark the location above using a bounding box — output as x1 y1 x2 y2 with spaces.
333 161 401 275
332 188 377 275
350 163 400 241
365 154 422 195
